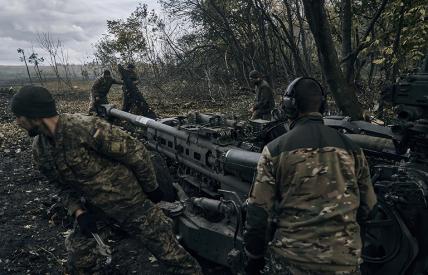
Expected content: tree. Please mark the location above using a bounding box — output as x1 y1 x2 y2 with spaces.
302 0 363 119
28 51 45 86
17 48 33 84
94 3 149 65
37 32 74 90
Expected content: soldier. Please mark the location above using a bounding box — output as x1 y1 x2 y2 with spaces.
243 77 377 275
118 64 157 118
89 70 122 116
11 86 203 275
122 63 139 112
249 70 275 120
127 63 139 84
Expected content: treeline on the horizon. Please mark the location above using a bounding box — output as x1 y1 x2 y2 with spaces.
0 64 103 87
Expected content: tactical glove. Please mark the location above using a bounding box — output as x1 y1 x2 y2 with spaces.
146 187 164 203
76 212 97 237
245 257 265 275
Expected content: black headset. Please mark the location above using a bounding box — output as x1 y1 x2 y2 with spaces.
282 77 326 119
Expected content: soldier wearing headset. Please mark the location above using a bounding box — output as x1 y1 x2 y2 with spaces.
243 77 377 275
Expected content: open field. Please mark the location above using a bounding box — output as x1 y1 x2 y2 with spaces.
0 65 95 88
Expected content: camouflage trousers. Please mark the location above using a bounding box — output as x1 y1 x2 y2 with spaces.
121 90 134 113
65 203 202 275
264 249 360 275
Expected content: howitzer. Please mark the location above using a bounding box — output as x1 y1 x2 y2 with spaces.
360 57 428 275
101 105 265 267
101 104 408 272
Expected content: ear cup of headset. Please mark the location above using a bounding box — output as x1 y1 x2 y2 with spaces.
282 96 298 119
282 77 303 120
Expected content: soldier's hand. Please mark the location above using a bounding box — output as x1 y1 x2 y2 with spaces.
76 212 98 237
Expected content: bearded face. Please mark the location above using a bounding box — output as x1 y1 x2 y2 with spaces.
15 116 44 137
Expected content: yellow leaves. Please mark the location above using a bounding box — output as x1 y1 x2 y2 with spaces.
372 58 385 65
364 35 371 43
384 47 394 55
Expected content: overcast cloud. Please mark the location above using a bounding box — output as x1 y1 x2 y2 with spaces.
0 0 160 65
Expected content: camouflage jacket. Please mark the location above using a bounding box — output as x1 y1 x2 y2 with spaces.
90 76 122 100
253 80 275 115
32 114 158 221
244 113 377 271
128 69 138 82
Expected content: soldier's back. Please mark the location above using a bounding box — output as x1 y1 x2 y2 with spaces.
267 114 363 270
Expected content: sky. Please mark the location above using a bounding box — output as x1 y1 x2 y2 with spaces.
0 0 161 65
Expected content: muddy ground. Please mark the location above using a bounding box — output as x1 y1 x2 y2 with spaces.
0 84 254 274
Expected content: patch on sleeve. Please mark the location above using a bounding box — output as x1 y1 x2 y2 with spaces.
110 141 123 153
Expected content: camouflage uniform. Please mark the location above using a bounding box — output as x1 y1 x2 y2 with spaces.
251 80 275 120
89 76 122 115
32 114 202 275
122 68 139 112
244 113 377 273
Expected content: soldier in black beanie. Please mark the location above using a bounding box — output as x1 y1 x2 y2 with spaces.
10 85 58 137
10 85 202 275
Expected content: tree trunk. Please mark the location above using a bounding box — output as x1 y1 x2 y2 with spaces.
257 6 273 85
391 1 407 81
302 0 363 120
19 51 33 85
295 0 312 75
341 0 353 83
34 63 44 86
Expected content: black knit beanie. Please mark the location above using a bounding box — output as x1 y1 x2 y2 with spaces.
10 86 58 118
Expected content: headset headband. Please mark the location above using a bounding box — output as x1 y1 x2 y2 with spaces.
285 77 325 98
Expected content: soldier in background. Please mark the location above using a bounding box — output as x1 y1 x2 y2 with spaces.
122 63 139 112
249 70 275 120
118 64 157 118
89 70 122 116
243 77 377 275
11 86 203 275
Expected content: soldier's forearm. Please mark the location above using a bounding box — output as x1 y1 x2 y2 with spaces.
244 204 268 257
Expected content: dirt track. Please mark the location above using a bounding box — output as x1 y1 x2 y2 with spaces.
0 86 251 274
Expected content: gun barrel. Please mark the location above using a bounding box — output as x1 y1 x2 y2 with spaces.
224 149 260 182
346 134 395 153
107 106 155 126
103 105 254 197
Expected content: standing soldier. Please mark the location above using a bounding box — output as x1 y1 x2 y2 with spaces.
249 70 275 120
122 63 139 112
11 86 203 275
118 64 157 118
89 70 122 115
243 77 377 275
